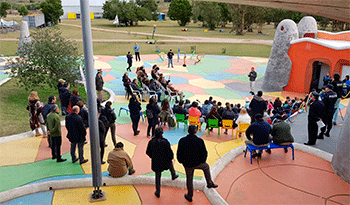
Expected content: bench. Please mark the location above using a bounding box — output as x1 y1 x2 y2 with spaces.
244 143 294 164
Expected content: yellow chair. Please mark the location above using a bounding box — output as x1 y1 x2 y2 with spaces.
188 116 201 131
221 120 234 138
236 123 250 139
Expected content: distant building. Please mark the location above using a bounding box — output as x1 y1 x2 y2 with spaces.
61 0 107 19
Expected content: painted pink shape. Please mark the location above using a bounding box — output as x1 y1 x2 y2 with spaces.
175 83 207 95
95 55 116 63
103 73 116 82
218 79 249 84
170 73 203 80
224 59 257 75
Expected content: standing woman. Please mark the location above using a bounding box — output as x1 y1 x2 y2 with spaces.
27 91 47 137
126 52 133 72
146 97 160 137
146 127 178 198
128 94 141 136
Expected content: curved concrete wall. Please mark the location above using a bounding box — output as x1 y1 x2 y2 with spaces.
331 102 350 183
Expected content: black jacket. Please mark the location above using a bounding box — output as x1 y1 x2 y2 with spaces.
322 91 338 112
128 96 141 117
249 96 267 117
102 107 117 124
248 71 257 81
146 137 174 172
177 134 207 168
42 102 56 122
146 103 160 126
245 120 271 145
65 113 86 143
308 100 325 121
70 95 83 107
78 107 89 128
331 80 343 98
95 75 104 91
59 87 71 107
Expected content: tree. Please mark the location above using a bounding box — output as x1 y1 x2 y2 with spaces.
0 2 11 18
8 27 81 90
102 0 158 26
18 5 29 16
201 2 221 30
40 0 63 25
168 0 192 26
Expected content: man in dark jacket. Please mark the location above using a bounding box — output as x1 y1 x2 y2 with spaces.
269 116 294 153
96 69 104 102
59 83 71 116
305 93 325 145
65 105 88 164
248 67 257 94
126 52 133 71
177 125 218 202
146 127 178 198
319 84 338 138
47 104 66 163
173 100 187 117
249 91 267 122
102 101 117 145
245 113 271 158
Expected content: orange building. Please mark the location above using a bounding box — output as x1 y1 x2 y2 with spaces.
284 31 350 93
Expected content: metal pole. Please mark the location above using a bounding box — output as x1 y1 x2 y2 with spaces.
79 0 104 200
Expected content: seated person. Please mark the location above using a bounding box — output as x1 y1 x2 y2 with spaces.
201 100 212 118
158 73 170 89
206 106 222 131
148 79 162 102
188 101 204 123
184 99 191 112
173 100 188 118
107 142 135 178
167 83 185 100
343 75 350 97
217 102 224 116
236 108 251 124
151 65 159 80
267 116 294 153
245 113 271 158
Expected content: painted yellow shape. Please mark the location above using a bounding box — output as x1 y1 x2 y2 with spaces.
215 137 246 158
52 186 141 205
264 92 286 101
171 140 219 177
189 78 225 89
0 136 42 166
114 96 129 104
94 60 112 71
160 65 189 73
81 136 136 174
90 13 94 19
340 98 349 106
241 57 269 64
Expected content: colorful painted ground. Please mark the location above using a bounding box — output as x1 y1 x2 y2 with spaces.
1 55 349 204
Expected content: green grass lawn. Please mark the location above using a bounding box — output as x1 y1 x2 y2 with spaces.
0 78 109 137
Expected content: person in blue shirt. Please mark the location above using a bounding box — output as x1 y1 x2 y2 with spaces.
323 72 332 86
133 43 141 61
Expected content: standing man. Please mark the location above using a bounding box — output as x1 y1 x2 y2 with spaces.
319 84 337 138
46 104 66 163
167 49 174 68
249 91 267 122
304 92 325 146
58 83 71 116
248 67 257 94
331 73 343 125
133 43 141 62
177 125 218 202
126 52 133 72
323 72 332 86
65 106 88 164
96 69 104 102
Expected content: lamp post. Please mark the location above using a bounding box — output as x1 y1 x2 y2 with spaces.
152 24 156 39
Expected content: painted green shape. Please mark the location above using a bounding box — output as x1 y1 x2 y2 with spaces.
230 74 250 82
112 103 147 125
205 88 243 100
109 60 133 75
103 82 116 88
0 153 84 193
143 60 159 64
0 73 9 81
143 170 202 180
183 91 194 99
186 57 231 76
164 70 185 74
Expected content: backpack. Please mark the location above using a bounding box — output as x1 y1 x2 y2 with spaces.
146 109 153 119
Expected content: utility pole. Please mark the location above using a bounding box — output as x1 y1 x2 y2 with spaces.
79 0 105 202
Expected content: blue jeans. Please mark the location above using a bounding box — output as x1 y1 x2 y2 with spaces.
332 98 341 123
70 141 84 162
168 58 173 67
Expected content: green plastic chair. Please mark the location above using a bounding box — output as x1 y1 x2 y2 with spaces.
206 118 220 138
175 114 188 131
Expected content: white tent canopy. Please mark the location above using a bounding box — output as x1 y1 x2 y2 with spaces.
61 0 108 6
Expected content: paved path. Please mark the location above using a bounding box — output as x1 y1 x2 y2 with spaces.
0 54 348 204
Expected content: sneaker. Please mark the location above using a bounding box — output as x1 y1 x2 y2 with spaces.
72 158 78 164
101 161 106 164
172 174 179 180
265 149 271 154
224 131 228 135
324 132 330 137
317 134 324 139
284 148 288 153
184 194 192 202
257 152 262 158
80 159 88 164
207 184 218 189
57 158 67 163
52 156 57 160
333 122 337 125
134 131 140 136
104 144 108 147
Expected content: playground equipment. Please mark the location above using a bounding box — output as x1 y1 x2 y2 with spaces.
190 51 196 59
158 52 167 66
194 54 205 65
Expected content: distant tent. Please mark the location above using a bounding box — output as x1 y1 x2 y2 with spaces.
0 19 19 27
113 15 119 24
